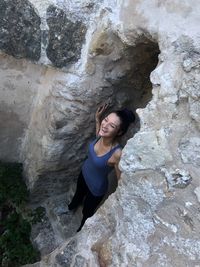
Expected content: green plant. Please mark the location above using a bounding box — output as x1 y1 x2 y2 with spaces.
0 212 39 267
29 206 46 224
0 162 41 267
0 162 28 207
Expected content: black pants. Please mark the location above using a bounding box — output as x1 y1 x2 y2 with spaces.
68 171 104 231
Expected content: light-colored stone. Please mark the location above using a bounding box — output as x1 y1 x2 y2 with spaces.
0 53 45 161
194 187 200 203
161 167 192 189
189 97 200 129
179 137 200 166
120 129 173 173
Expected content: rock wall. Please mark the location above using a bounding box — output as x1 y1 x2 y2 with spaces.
0 0 200 266
0 53 45 161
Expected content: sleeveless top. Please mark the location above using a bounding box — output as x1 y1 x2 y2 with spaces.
82 137 121 196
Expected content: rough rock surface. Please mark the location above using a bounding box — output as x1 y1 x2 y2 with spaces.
0 0 200 267
46 5 86 67
0 53 45 161
0 0 41 60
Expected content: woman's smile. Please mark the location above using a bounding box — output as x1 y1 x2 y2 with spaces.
101 127 108 133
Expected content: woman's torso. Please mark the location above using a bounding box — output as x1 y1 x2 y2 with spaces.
82 137 121 196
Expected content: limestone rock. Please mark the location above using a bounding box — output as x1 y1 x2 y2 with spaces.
194 187 200 203
179 137 200 166
161 167 192 189
120 129 173 173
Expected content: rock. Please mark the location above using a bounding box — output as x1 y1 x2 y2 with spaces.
0 0 41 60
46 5 86 68
55 239 77 266
189 97 200 129
179 137 200 166
89 30 115 56
161 167 192 189
120 129 173 173
31 217 57 257
194 187 200 203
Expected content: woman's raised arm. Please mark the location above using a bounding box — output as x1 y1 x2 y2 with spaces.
95 103 109 136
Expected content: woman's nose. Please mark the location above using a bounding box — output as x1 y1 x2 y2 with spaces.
103 122 108 128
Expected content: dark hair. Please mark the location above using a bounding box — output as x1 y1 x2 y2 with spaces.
114 108 135 136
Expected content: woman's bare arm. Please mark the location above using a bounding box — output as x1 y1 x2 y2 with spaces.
113 149 122 180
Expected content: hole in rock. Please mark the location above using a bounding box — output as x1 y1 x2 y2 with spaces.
101 37 160 198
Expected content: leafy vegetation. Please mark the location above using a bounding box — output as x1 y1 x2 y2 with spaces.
0 162 44 267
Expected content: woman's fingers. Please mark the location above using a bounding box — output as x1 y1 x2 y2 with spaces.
96 102 110 118
98 105 103 112
100 102 109 111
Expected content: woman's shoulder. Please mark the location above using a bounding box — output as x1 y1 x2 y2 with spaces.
112 146 122 160
113 142 122 150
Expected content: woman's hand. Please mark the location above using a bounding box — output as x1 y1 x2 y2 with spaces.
95 103 109 122
95 103 109 136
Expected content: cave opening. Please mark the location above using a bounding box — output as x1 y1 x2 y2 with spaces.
106 38 160 110
101 36 160 197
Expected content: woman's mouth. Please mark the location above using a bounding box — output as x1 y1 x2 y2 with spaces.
101 127 107 133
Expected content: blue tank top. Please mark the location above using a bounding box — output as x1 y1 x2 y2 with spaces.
82 138 121 196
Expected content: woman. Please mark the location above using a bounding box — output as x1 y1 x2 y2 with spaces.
68 104 135 232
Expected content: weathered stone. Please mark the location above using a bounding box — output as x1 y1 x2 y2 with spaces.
55 239 77 266
89 30 115 56
179 137 200 166
0 0 41 60
161 168 192 189
73 255 86 267
120 129 173 173
0 53 44 162
182 75 200 100
182 52 200 72
189 97 200 129
194 187 200 203
31 213 57 256
0 107 25 162
85 60 96 75
46 5 86 68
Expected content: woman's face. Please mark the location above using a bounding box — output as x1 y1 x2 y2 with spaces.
99 113 121 138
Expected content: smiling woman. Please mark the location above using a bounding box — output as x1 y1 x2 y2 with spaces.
66 104 135 232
